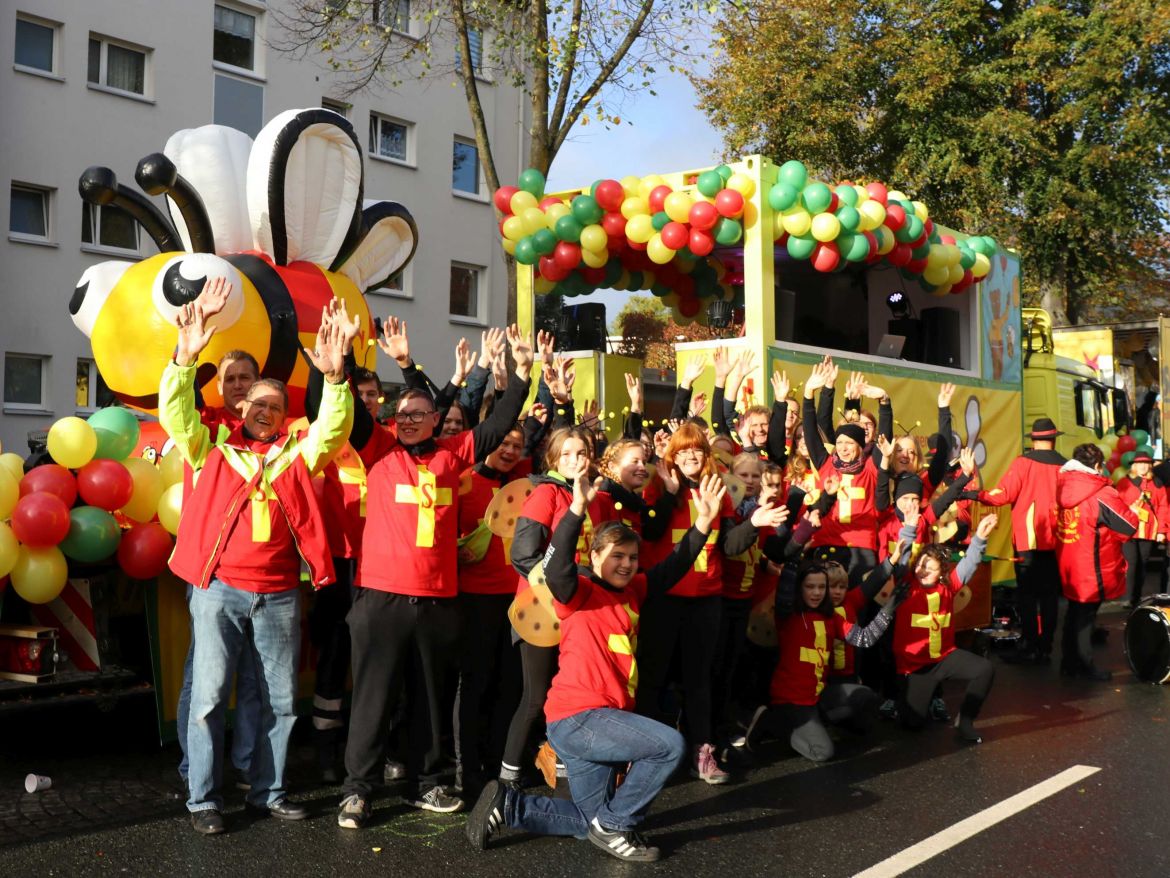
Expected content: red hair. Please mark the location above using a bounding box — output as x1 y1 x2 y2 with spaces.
661 423 719 481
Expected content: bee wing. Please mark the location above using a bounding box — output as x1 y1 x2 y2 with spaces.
164 124 254 254
335 200 419 291
247 108 362 267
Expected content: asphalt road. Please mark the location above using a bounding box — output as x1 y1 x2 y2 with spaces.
2 602 1167 877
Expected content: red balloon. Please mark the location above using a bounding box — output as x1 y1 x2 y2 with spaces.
689 228 715 256
494 185 519 213
678 297 701 318
714 189 744 218
539 196 562 211
910 231 928 250
906 257 929 274
885 203 907 231
581 266 607 285
606 233 627 253
888 243 912 267
940 234 956 246
674 275 695 298
923 218 935 237
553 241 582 271
688 200 719 231
538 256 569 282
117 523 174 579
601 211 627 236
827 192 840 214
660 222 689 250
20 464 78 507
11 492 71 547
626 238 647 251
648 185 673 214
77 459 134 512
594 180 625 212
811 242 841 273
865 182 888 205
1117 434 1137 453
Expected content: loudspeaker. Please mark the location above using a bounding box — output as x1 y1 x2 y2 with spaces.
562 303 607 352
921 307 961 369
887 317 922 362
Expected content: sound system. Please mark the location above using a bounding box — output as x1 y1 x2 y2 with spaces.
921 307 961 369
561 303 607 352
886 317 922 362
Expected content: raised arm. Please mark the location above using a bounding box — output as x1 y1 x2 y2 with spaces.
159 299 217 469
471 325 537 461
815 357 838 439
623 372 644 441
803 361 830 470
298 301 356 474
672 354 707 420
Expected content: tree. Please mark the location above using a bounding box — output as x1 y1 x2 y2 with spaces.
275 1 707 321
613 294 722 368
693 1 1170 325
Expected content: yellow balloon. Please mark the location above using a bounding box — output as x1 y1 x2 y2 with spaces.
621 196 650 220
47 417 97 469
159 448 185 488
931 282 952 297
620 175 641 197
811 212 841 242
858 200 886 232
876 227 896 255
11 545 68 604
580 224 607 253
501 238 517 256
782 208 812 237
637 175 666 198
742 201 758 229
157 482 184 535
927 243 948 270
0 452 22 484
948 263 965 285
945 244 962 268
626 214 655 244
522 207 547 236
0 521 19 578
0 467 18 520
727 172 756 199
888 190 909 203
852 184 869 205
663 191 693 224
773 212 787 241
544 202 570 228
121 457 164 524
509 190 538 215
924 263 950 286
912 200 929 221
972 252 991 278
534 275 556 294
581 247 608 268
646 235 676 265
502 216 526 241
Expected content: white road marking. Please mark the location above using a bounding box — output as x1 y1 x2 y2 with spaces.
852 764 1101 878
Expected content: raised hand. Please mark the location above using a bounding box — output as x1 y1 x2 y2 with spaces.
548 356 575 403
527 401 548 425
735 349 758 383
506 324 534 378
959 446 976 477
570 464 601 515
625 372 643 413
901 499 921 530
694 473 728 530
876 434 895 466
822 472 841 496
713 347 732 386
378 316 410 367
862 383 888 401
680 354 708 390
750 498 790 529
845 370 865 400
304 307 347 383
174 301 216 367
194 276 232 322
804 362 827 398
479 327 506 370
491 347 509 391
823 356 839 388
938 382 956 408
329 297 361 355
453 337 474 385
771 369 791 403
975 512 998 540
689 391 708 419
580 399 601 431
653 429 671 461
667 417 683 433
659 460 681 495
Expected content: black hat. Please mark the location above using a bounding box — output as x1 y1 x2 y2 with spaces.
835 423 866 447
1029 418 1063 439
894 473 925 502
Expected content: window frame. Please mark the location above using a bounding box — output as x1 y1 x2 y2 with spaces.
14 13 62 79
212 2 265 79
375 0 415 38
8 182 54 245
3 352 50 413
448 261 487 325
81 203 140 256
87 32 152 101
368 111 415 168
369 264 413 300
451 136 487 201
322 97 351 120
74 358 116 414
213 70 265 137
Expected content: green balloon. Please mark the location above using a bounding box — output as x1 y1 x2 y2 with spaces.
555 215 583 243
514 237 538 265
969 236 991 256
838 232 870 262
836 205 860 232
697 170 723 197
88 406 140 461
1132 429 1150 446
786 234 816 260
801 182 833 214
768 182 799 212
714 217 743 245
570 194 603 225
959 246 976 269
896 215 924 243
518 167 546 198
532 228 557 255
911 241 931 260
1136 444 1155 458
715 164 733 183
676 246 694 260
652 211 670 232
627 271 644 290
651 283 671 297
59 506 121 563
778 160 808 190
834 185 859 207
604 260 623 285
1121 450 1136 466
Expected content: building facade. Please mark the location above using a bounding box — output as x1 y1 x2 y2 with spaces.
1 0 527 454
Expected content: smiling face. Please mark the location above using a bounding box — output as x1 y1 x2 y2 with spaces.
741 412 769 448
591 539 640 588
835 435 861 463
395 394 439 444
441 405 466 438
801 572 828 609
217 357 259 417
675 446 707 480
618 445 649 491
893 437 920 474
859 412 877 444
242 383 287 441
557 437 590 476
914 554 943 587
486 428 524 472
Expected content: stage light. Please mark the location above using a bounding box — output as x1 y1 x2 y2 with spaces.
886 290 910 319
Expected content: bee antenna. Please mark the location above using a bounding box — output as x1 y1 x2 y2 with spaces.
135 153 216 254
79 166 182 252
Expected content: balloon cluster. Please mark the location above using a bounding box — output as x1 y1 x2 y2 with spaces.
1097 429 1155 484
768 160 997 295
494 166 747 324
0 408 177 605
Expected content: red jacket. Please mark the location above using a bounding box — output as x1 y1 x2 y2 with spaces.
977 449 1065 552
809 458 879 551
1055 461 1137 602
1116 475 1170 542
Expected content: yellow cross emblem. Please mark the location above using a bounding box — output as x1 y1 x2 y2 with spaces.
606 603 640 697
911 591 952 658
672 499 718 572
799 620 829 696
837 474 866 524
832 607 847 671
395 465 453 548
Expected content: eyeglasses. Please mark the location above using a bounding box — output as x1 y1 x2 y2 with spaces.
394 410 435 424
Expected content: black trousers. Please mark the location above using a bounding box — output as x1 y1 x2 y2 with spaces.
635 594 721 748
1014 550 1060 654
454 593 521 787
900 649 995 729
500 640 559 777
1124 539 1156 606
310 558 354 738
711 597 752 737
1062 599 1102 673
342 590 458 798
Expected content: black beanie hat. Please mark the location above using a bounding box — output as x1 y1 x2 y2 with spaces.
835 423 866 448
894 473 924 502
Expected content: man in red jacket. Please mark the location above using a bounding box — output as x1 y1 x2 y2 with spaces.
975 418 1066 664
1116 449 1170 607
1055 444 1138 680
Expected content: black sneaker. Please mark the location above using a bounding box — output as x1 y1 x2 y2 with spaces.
337 794 370 829
929 697 951 723
587 818 660 862
466 780 506 850
407 786 463 813
191 809 225 835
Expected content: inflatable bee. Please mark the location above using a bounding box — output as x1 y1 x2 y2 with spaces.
70 108 418 415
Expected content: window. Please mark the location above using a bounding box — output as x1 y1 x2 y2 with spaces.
369 113 412 164
214 4 256 70
214 74 264 137
322 97 351 120
15 15 58 74
452 139 481 196
376 0 411 34
88 35 148 96
372 267 409 297
455 27 483 75
450 263 484 321
1074 381 1102 437
76 360 115 410
4 354 48 409
81 204 139 252
9 184 50 242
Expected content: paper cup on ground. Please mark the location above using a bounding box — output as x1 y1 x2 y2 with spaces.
24 774 51 793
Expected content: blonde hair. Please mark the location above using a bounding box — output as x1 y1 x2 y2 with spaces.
600 438 643 483
731 452 762 478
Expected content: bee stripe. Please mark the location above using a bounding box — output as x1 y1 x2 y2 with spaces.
225 253 299 386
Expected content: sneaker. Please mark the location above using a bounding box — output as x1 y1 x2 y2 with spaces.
466 780 507 850
337 794 370 830
191 809 225 835
929 697 951 723
383 760 406 783
691 743 730 785
954 715 983 745
587 817 661 862
736 705 768 750
407 785 463 813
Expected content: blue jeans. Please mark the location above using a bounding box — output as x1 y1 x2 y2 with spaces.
186 578 301 813
178 586 262 781
506 708 684 837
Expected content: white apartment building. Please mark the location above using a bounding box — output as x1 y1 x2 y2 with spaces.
0 0 529 455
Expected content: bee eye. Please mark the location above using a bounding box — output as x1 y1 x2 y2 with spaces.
152 254 244 329
71 261 133 337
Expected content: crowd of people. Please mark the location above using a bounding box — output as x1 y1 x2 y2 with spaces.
162 279 1145 863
